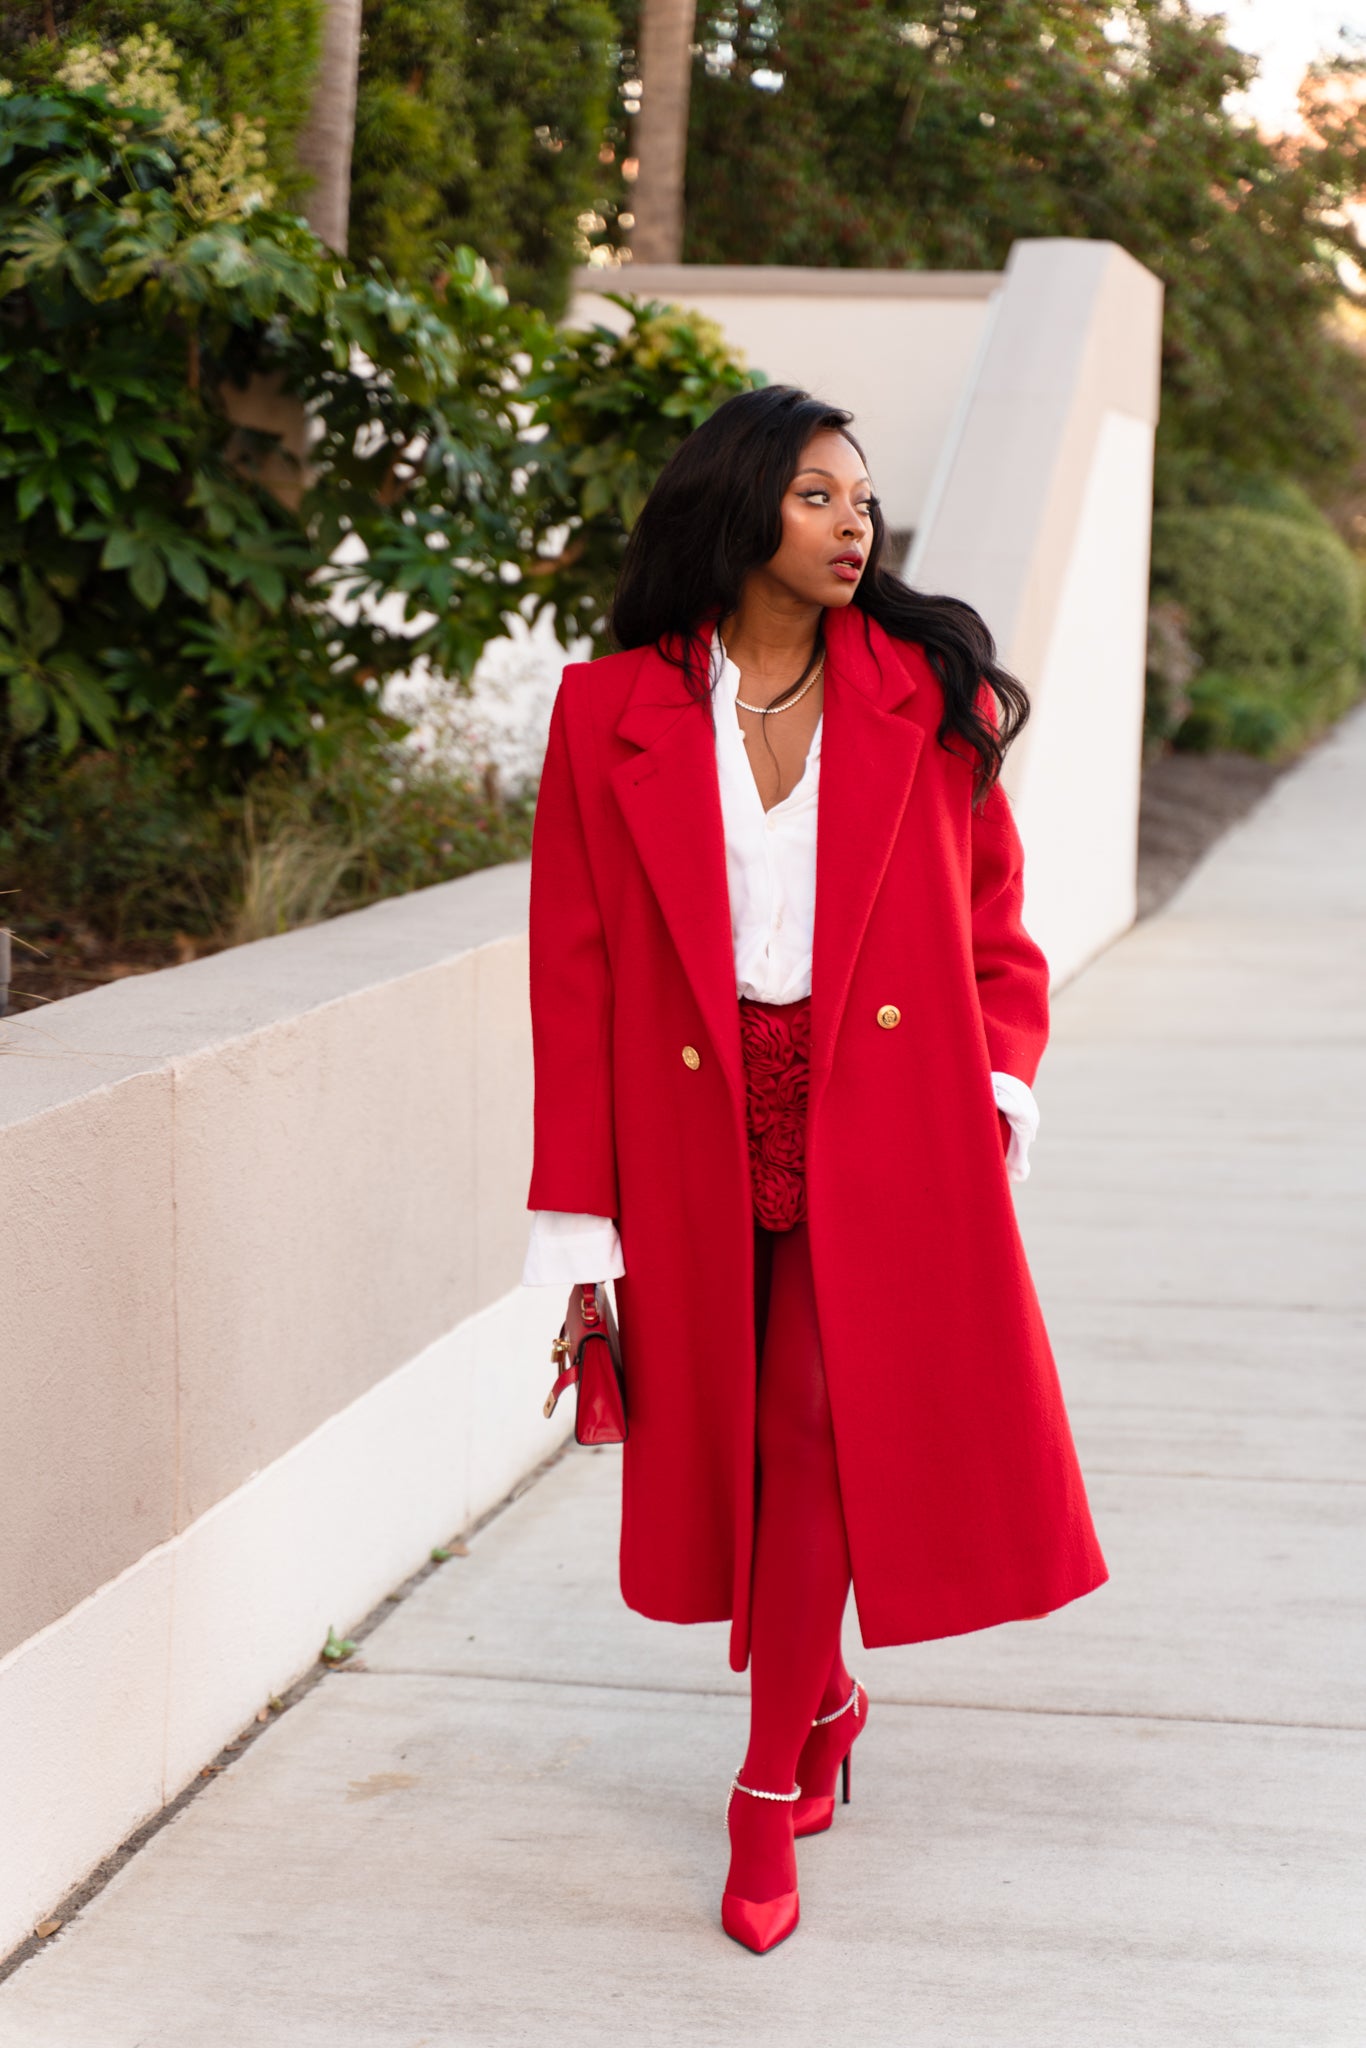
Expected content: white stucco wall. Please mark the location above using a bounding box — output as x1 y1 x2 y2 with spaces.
908 239 1164 986
568 264 1000 537
1006 408 1155 977
0 866 571 1960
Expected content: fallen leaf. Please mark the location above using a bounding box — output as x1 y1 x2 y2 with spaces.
255 1707 270 1723
345 1772 418 1802
449 1540 469 1557
35 1919 62 1938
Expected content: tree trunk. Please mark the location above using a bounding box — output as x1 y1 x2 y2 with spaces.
295 0 364 254
630 0 698 264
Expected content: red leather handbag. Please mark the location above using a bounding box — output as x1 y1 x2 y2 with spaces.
543 1283 628 1446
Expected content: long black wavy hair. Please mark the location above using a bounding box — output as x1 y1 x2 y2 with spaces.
608 384 1029 804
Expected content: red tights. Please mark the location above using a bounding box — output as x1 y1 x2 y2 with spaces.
728 1219 852 1901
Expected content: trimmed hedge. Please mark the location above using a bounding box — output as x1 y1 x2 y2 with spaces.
1148 505 1366 756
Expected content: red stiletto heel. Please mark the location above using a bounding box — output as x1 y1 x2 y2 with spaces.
793 1678 867 1838
721 1774 801 1954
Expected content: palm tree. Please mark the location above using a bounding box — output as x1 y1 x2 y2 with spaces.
295 0 364 253
630 0 698 264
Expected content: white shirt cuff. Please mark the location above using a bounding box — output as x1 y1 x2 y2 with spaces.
991 1072 1040 1184
521 1211 625 1287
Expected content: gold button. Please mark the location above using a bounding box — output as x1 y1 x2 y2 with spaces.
876 1005 901 1029
681 1045 701 1070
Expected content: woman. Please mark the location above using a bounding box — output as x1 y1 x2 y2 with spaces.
520 385 1107 1953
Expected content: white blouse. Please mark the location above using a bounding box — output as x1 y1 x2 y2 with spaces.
521 629 1040 1288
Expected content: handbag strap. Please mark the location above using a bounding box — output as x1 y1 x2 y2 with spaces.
543 1357 579 1418
542 1322 609 1419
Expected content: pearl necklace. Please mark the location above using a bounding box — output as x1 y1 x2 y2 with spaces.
734 650 825 717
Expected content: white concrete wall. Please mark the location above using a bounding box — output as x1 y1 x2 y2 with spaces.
568 264 999 537
0 866 570 1960
1003 408 1156 983
0 1286 560 1964
908 240 1164 984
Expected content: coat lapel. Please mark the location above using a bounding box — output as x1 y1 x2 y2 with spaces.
610 641 747 1116
808 610 926 1112
609 612 928 1125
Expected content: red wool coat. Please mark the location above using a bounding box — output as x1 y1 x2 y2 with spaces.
526 602 1107 1670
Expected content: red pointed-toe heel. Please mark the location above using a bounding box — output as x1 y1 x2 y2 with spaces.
793 1677 867 1838
720 1773 801 1954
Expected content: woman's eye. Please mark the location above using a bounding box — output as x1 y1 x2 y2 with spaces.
797 489 880 515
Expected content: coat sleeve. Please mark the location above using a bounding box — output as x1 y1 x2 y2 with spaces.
525 677 620 1216
970 772 1051 1090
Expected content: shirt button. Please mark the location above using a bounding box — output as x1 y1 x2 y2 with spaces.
876 1005 902 1029
766 816 776 832
681 1045 702 1070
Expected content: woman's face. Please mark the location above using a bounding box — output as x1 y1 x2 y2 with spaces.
762 430 878 609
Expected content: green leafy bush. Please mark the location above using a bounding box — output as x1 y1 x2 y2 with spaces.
2 728 535 1001
0 38 762 991
350 0 617 314
519 294 762 645
0 1 323 199
1148 505 1366 755
0 41 760 790
0 40 547 778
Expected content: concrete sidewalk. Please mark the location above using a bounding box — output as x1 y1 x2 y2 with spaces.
4 710 1364 2048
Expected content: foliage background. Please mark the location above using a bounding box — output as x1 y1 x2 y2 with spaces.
0 49 550 776
0 0 323 198
599 0 1366 492
1149 500 1365 755
3 0 1366 1003
350 0 618 312
0 3 620 309
0 34 758 993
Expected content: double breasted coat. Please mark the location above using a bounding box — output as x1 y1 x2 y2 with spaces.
526 601 1107 1671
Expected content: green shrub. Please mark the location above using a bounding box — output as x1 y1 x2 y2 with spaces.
0 42 761 795
519 294 762 645
2 731 534 999
0 41 549 781
1148 505 1366 756
0 1 322 199
350 0 617 314
0 40 763 989
1154 454 1333 528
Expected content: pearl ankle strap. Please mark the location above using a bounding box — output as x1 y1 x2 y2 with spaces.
726 1772 801 1828
811 1677 863 1728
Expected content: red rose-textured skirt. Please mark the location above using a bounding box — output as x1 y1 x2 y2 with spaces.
737 994 812 1232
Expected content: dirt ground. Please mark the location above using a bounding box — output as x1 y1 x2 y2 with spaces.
1135 748 1284 920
